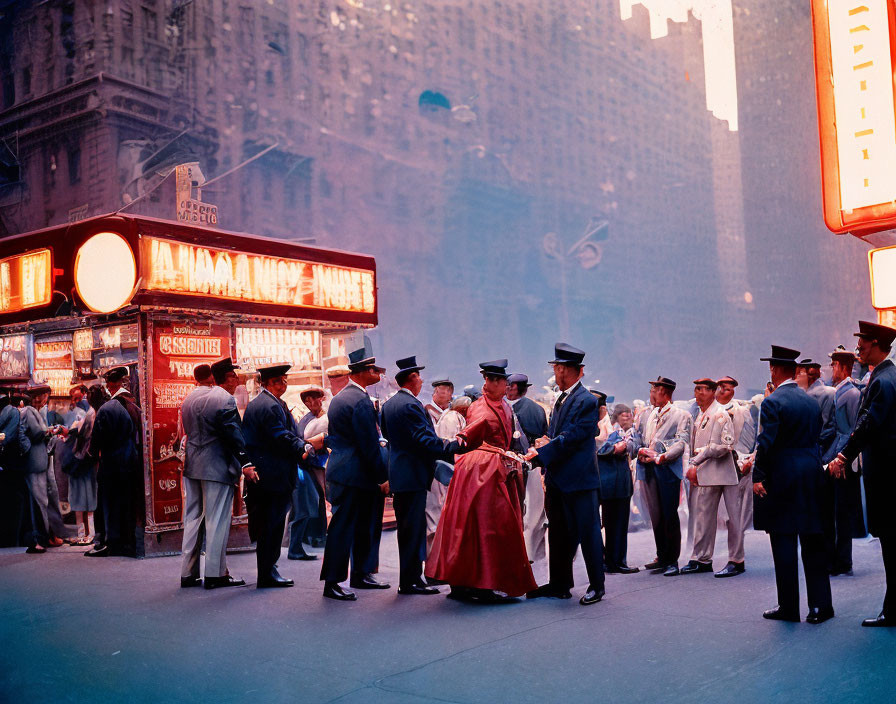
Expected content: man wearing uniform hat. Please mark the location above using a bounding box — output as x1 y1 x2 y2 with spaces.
524 343 606 606
507 373 549 566
425 378 454 426
800 359 835 429
242 363 309 588
179 358 256 589
326 365 351 397
819 346 865 577
753 345 832 624
627 376 692 576
319 348 390 601
87 368 139 557
681 378 745 577
715 375 757 555
829 322 896 626
381 357 465 595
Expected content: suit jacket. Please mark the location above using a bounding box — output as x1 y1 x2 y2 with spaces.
324 383 387 490
381 389 462 493
627 403 691 481
89 397 137 475
752 382 824 534
689 401 738 486
512 396 548 445
537 383 600 492
0 403 23 468
596 429 634 500
242 388 304 494
807 380 836 429
21 406 49 474
181 385 250 485
841 359 896 536
819 379 861 466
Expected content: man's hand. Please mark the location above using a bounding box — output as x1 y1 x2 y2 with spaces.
740 457 753 474
379 481 390 495
523 447 539 462
685 465 698 487
638 448 656 464
242 465 259 483
534 436 550 449
753 481 767 497
613 441 627 455
827 456 845 479
307 433 325 451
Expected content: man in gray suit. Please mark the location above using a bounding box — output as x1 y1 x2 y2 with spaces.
681 378 745 577
180 358 257 589
801 359 835 429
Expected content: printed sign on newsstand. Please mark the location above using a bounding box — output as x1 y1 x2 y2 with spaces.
149 320 232 525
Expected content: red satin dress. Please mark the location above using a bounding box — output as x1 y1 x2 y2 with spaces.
425 395 537 596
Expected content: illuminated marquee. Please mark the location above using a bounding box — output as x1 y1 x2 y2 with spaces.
0 249 52 314
141 237 375 314
158 335 222 358
812 0 896 234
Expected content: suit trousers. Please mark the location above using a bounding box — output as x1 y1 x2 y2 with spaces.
425 481 448 557
729 473 753 538
642 465 682 566
691 484 745 564
252 487 292 580
180 477 234 579
684 480 698 555
320 482 383 583
601 496 631 569
393 490 427 587
880 531 895 618
823 471 863 570
99 472 136 555
45 462 67 538
545 485 605 592
523 471 548 565
24 472 50 543
768 532 832 613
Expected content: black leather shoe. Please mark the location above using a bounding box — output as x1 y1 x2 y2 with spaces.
644 559 664 570
205 575 246 589
714 561 745 578
309 536 327 548
323 582 357 601
526 584 572 599
85 545 110 557
287 552 318 561
763 606 800 622
679 560 712 575
806 607 835 625
25 545 47 554
861 612 893 627
257 575 294 588
615 564 640 574
579 588 605 606
830 564 853 576
350 573 391 589
180 576 202 588
398 583 440 595
663 564 680 577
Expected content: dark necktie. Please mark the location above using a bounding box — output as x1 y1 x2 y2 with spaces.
554 391 568 414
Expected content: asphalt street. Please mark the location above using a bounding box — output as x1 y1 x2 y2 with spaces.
1 527 894 704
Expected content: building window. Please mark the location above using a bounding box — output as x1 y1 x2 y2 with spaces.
122 8 134 41
68 145 81 185
143 8 158 40
22 66 31 96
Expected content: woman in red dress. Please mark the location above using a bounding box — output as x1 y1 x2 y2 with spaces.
425 360 537 602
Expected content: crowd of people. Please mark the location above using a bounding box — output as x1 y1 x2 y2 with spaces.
2 319 894 628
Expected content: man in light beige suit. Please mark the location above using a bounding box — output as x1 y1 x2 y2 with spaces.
680 378 745 578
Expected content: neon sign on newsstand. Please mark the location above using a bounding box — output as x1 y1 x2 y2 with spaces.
811 0 896 235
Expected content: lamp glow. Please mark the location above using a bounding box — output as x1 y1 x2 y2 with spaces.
74 232 136 313
868 246 896 309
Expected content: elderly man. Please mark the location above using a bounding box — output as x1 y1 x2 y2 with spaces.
629 377 692 576
829 322 896 626
681 378 744 578
507 373 549 567
179 357 255 589
424 378 454 425
319 349 390 601
800 359 835 429
754 346 831 624
326 365 351 397
819 347 864 576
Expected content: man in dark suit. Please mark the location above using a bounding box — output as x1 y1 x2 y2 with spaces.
319 349 390 601
829 321 896 627
179 357 255 589
753 345 832 624
86 369 138 557
525 343 605 606
242 363 311 588
593 390 638 574
381 356 464 595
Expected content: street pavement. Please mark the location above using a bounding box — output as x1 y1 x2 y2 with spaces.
1 527 894 704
